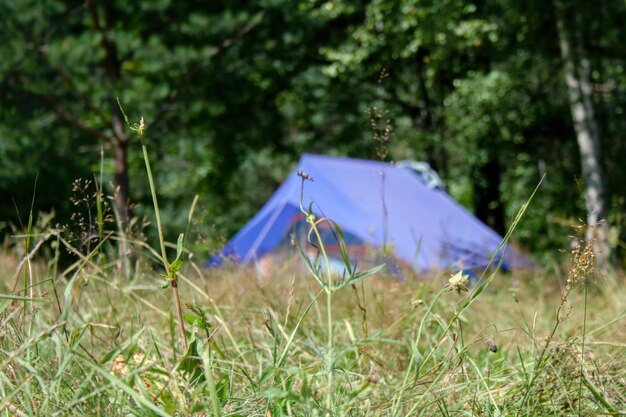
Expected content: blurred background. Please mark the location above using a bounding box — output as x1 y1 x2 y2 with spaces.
1 0 625 268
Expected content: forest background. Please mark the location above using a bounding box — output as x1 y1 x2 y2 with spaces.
2 0 626 268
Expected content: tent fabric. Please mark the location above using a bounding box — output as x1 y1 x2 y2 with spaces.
209 154 531 272
396 160 445 190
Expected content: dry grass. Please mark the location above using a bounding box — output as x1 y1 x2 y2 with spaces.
2 245 625 416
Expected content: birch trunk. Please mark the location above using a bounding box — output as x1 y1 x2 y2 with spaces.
555 0 610 267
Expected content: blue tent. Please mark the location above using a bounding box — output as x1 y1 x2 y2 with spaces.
210 154 530 272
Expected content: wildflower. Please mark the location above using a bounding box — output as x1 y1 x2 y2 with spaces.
130 116 146 138
446 270 469 294
112 354 127 377
410 298 424 308
133 352 145 364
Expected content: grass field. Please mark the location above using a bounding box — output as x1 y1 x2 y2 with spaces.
2 130 624 416
1 240 625 416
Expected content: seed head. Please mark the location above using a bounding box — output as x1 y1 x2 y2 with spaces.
486 340 498 353
367 374 380 384
297 171 314 181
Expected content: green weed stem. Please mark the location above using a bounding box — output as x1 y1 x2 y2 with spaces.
307 219 335 415
140 138 188 352
117 98 188 352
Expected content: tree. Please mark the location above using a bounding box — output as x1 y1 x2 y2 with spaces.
0 1 265 267
0 1 357 248
554 0 610 266
2 0 625 267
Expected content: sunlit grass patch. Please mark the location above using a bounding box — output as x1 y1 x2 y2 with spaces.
1 245 625 416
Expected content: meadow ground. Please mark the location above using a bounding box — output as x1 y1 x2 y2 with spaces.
1 243 625 417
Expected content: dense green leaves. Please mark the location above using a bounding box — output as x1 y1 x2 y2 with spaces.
1 0 626 264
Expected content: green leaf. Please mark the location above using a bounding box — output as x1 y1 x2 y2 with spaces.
167 233 185 277
335 264 385 291
183 313 198 326
176 233 184 262
116 97 131 127
296 243 327 290
169 259 183 275
262 386 288 399
331 220 354 275
60 276 77 322
202 348 222 417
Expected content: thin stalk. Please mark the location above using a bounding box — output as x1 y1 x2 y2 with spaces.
202 348 222 417
140 138 188 351
520 240 593 412
309 221 334 414
518 300 565 410
390 289 445 416
578 276 589 416
141 140 167 268
326 289 333 415
380 168 388 257
96 146 105 242
25 174 38 314
171 284 187 351
184 194 199 246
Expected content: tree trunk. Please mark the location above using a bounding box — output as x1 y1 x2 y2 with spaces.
113 135 130 230
415 48 447 177
555 0 610 267
474 155 506 236
88 0 135 275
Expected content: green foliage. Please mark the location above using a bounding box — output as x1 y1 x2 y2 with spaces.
2 0 626 263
